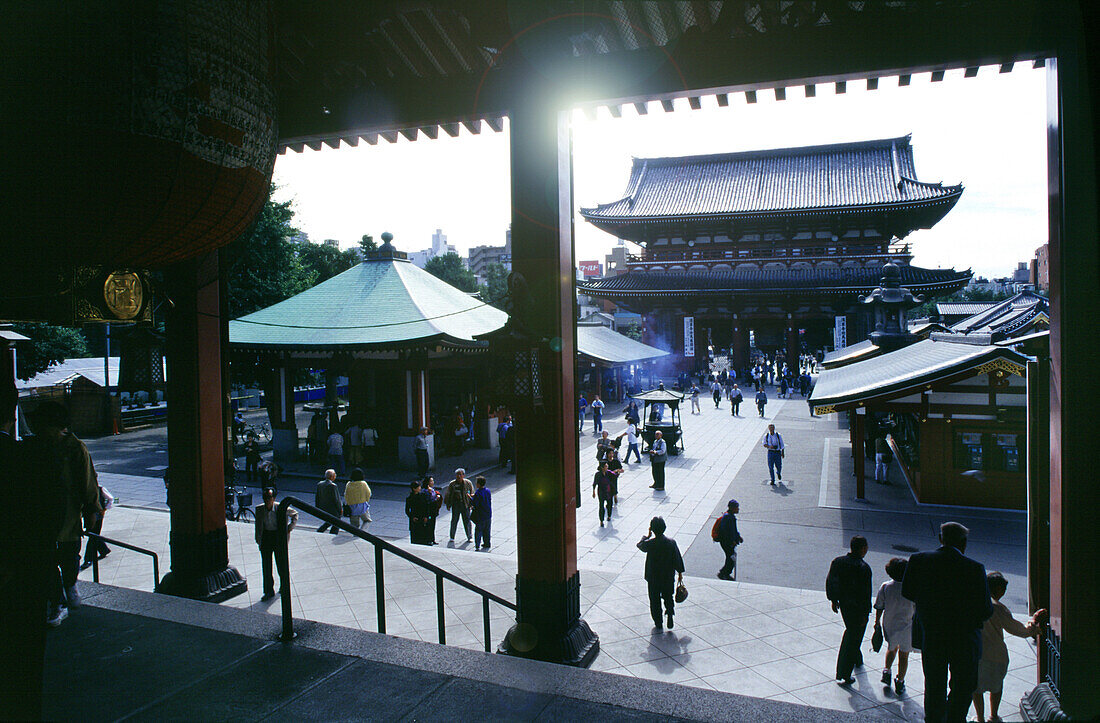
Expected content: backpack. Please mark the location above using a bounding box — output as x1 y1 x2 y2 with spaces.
711 516 723 542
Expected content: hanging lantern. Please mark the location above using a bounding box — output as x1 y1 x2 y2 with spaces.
4 1 276 270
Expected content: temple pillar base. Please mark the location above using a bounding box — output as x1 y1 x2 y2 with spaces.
498 573 600 667
158 528 247 603
397 433 433 471
272 427 299 464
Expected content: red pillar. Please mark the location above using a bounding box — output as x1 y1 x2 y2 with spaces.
501 94 597 666
731 314 748 373
159 251 246 602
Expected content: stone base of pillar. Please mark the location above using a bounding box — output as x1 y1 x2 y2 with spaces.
159 528 247 603
498 573 600 667
159 566 247 603
271 427 299 463
397 433 433 471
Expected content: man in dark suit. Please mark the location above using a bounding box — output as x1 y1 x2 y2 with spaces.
826 535 873 685
637 516 685 630
903 522 993 723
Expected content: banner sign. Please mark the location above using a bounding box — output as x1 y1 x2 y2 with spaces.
684 316 695 357
834 316 847 350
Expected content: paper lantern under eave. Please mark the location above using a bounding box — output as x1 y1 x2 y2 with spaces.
4 1 277 269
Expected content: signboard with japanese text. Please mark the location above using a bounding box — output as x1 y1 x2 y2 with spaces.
684 316 695 357
578 261 602 277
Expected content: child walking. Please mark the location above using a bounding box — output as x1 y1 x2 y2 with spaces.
971 572 1047 723
873 557 915 694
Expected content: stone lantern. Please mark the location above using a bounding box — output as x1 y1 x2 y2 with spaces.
860 262 923 350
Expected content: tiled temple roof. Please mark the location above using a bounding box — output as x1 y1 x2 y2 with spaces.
580 136 962 223
578 265 971 297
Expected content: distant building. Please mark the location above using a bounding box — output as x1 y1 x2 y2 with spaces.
322 239 339 248
467 229 511 282
604 241 630 277
288 231 310 244
1031 243 1049 291
408 228 457 269
1012 261 1029 283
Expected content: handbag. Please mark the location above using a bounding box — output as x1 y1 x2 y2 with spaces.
675 580 689 603
342 504 352 517
871 622 884 652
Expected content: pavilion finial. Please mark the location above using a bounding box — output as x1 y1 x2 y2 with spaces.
366 231 407 261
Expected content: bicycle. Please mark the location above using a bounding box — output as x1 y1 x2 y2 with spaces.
225 485 255 522
244 422 270 442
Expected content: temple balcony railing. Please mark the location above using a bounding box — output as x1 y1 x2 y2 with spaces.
624 245 912 268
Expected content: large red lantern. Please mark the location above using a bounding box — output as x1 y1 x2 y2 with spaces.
3 1 277 270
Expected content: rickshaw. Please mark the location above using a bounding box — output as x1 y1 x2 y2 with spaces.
630 382 686 455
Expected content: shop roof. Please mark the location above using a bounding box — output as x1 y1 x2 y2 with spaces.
576 323 669 364
809 337 1029 413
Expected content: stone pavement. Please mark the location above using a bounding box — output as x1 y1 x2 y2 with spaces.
82 384 1037 719
86 509 1037 719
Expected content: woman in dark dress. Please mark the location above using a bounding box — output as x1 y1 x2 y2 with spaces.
405 480 430 544
592 461 617 527
422 476 442 544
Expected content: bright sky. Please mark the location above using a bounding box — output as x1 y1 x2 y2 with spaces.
273 65 1047 279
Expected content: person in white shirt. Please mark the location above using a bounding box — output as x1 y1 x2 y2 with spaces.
623 420 641 463
649 430 668 490
762 424 784 485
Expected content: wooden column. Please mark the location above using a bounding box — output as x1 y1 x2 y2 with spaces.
1040 46 1100 718
404 368 429 434
854 408 866 500
324 368 339 428
786 321 799 374
500 93 597 666
731 314 748 374
159 251 246 602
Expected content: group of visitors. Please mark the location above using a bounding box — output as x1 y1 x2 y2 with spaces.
307 411 379 475
406 469 492 550
577 393 606 433
826 523 1045 723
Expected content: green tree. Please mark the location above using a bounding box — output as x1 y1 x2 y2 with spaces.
297 242 360 284
10 322 88 380
222 187 314 318
425 252 478 292
359 234 377 254
478 263 510 310
621 321 642 341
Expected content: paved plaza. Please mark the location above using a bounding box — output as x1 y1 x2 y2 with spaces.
82 387 1038 720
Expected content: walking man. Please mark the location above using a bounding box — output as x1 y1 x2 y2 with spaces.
874 436 891 484
730 384 743 416
711 379 723 408
902 522 993 723
763 424 784 485
80 485 113 570
648 430 668 491
314 469 343 534
826 535 873 685
326 427 345 476
255 487 298 601
591 394 605 433
715 500 743 580
497 415 512 468
637 516 685 630
445 468 474 543
578 394 588 432
471 476 492 550
689 383 701 414
755 387 768 417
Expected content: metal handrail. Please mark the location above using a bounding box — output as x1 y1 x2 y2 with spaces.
82 531 161 589
275 497 516 650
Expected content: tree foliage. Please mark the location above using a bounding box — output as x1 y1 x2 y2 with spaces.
911 286 1012 319
222 187 314 318
425 252 478 293
478 263 510 310
360 234 377 254
621 321 642 341
10 322 89 380
297 242 360 284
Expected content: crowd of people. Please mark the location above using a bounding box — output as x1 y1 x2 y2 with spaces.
826 524 1045 723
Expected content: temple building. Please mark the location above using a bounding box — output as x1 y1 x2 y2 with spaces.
578 135 972 373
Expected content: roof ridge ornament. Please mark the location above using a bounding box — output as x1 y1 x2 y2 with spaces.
366 231 408 261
